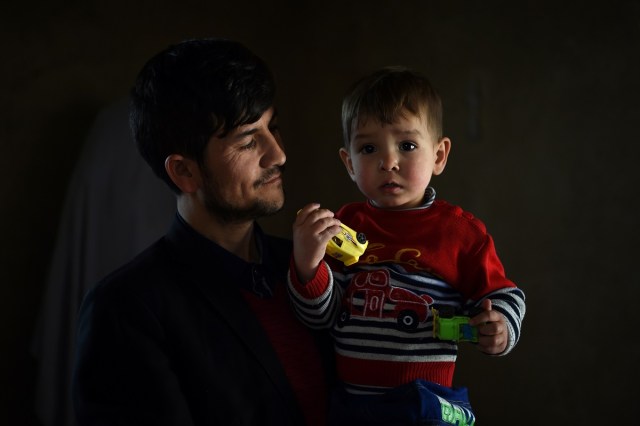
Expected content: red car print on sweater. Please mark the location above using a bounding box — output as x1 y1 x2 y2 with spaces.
339 269 434 330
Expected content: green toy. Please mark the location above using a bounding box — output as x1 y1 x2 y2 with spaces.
432 307 478 343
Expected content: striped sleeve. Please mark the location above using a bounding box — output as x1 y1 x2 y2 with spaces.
287 260 343 330
478 286 526 355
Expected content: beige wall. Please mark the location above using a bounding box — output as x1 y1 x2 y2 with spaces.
2 1 638 424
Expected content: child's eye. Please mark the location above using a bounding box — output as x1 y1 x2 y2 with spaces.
399 141 417 151
359 144 376 154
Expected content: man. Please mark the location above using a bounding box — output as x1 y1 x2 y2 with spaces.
72 38 331 426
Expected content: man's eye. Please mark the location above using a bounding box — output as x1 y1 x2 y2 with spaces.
241 139 257 150
360 145 376 154
400 141 417 151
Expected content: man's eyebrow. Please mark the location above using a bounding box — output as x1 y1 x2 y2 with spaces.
233 109 279 139
235 128 258 139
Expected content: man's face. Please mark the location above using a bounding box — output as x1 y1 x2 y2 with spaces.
199 107 286 223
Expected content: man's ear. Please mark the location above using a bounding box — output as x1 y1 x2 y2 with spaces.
164 154 200 193
339 147 356 181
433 137 451 176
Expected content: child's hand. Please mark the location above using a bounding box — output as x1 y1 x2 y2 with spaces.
293 203 342 283
469 299 508 354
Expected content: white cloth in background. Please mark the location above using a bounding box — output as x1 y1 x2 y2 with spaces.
32 98 175 426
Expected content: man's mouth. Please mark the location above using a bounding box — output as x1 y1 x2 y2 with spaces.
258 174 281 186
256 166 284 187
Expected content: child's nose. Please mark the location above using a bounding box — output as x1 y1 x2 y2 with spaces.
379 151 399 171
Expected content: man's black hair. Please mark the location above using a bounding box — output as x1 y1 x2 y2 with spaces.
130 38 276 193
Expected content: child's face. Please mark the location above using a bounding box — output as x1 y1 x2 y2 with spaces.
340 110 450 210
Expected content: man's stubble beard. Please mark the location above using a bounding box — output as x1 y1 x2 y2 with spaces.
201 165 285 224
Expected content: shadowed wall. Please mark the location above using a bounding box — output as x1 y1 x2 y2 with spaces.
2 1 638 424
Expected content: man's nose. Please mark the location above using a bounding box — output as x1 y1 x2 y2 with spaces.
262 133 286 167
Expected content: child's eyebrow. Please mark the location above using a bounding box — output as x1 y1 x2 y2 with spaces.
390 128 423 137
352 131 374 141
354 128 423 140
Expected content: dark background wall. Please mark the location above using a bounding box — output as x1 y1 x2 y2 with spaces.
2 1 639 424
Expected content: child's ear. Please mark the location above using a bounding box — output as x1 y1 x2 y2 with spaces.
433 137 451 175
339 147 356 181
164 154 201 193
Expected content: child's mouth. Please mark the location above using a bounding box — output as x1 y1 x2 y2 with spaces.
381 182 401 191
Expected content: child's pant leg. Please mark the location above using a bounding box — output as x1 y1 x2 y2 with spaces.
329 380 475 426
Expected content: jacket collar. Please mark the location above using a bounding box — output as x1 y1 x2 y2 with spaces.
165 213 283 297
162 214 301 421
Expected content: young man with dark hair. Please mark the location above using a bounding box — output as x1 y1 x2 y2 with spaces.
72 38 331 426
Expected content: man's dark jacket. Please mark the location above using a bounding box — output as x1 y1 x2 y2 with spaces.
72 216 331 425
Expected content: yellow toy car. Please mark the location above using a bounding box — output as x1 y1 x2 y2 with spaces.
326 223 368 266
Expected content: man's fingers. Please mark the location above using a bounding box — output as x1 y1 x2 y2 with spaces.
295 205 316 226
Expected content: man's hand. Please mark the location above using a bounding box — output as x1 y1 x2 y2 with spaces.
469 299 508 355
293 204 342 283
